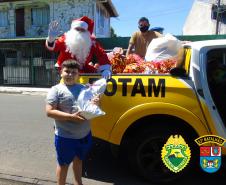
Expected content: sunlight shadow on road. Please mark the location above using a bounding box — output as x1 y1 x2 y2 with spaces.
83 138 150 185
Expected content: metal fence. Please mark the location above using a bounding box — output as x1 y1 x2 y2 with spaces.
0 40 59 87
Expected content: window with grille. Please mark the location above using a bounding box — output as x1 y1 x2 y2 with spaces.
0 11 8 27
211 4 226 24
31 7 49 26
98 5 106 28
96 4 109 35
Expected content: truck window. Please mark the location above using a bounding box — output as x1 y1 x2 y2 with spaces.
207 49 226 125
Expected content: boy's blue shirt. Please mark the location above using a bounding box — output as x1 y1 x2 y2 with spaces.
46 83 91 139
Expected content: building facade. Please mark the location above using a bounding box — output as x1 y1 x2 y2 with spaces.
183 0 226 35
0 0 118 86
0 0 118 39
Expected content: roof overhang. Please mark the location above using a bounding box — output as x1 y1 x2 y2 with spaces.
98 0 118 17
0 0 119 17
0 0 29 2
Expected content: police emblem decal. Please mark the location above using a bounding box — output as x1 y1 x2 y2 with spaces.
195 135 225 173
200 146 221 173
161 135 191 173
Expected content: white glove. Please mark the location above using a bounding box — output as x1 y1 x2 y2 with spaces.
47 20 62 43
101 70 111 79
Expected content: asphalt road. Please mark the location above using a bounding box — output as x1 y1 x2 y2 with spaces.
0 93 225 185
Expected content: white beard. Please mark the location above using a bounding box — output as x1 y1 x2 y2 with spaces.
65 29 92 65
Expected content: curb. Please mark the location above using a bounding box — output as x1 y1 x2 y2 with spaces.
0 174 57 185
0 173 113 185
0 87 49 96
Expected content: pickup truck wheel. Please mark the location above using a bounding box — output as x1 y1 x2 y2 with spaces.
127 127 196 183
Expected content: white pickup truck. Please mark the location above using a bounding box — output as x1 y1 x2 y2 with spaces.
80 39 226 183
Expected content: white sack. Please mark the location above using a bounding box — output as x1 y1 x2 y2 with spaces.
77 78 107 120
145 33 182 61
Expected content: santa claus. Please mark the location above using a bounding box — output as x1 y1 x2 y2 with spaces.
46 16 111 79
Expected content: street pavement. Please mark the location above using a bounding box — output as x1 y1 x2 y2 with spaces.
0 87 44 185
0 87 225 185
0 90 150 185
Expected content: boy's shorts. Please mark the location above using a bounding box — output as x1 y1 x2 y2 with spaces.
54 132 92 166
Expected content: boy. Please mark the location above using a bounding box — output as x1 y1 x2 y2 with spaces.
46 59 99 185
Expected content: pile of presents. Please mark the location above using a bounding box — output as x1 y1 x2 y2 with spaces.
107 47 177 74
107 34 184 74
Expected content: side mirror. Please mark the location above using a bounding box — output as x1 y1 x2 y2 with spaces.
170 67 187 77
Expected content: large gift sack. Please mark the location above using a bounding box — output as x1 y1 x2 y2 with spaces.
143 34 182 74
77 78 107 120
145 33 182 62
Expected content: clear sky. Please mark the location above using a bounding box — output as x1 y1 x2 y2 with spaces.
111 0 195 37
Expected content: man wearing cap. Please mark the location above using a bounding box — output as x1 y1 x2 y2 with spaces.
46 16 111 79
126 17 162 58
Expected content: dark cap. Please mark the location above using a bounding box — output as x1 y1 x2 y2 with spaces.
138 17 149 24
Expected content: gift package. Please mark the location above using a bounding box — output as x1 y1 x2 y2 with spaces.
77 78 107 120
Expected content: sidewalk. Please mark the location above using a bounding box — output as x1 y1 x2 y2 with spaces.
0 86 49 96
0 179 29 185
0 173 113 185
0 173 56 185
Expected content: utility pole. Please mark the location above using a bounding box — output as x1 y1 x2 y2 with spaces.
216 0 221 35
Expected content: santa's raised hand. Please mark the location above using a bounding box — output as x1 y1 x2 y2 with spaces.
47 21 62 43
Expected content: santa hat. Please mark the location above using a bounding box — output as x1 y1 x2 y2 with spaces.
71 20 88 30
71 16 94 34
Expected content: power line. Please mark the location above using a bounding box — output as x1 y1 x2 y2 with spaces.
112 7 189 22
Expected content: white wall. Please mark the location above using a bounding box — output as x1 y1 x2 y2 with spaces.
48 0 94 33
0 0 112 38
183 0 226 35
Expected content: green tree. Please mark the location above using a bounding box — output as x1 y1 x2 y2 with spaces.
110 27 117 37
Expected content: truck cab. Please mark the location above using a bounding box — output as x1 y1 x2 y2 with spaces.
188 40 226 140
79 39 226 183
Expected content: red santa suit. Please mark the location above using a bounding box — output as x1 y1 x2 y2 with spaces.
46 16 111 73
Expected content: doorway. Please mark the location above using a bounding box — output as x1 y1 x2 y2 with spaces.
16 8 25 36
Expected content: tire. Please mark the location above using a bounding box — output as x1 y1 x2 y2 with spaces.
127 125 198 184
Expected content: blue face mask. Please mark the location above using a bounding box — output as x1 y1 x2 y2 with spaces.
139 25 149 32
